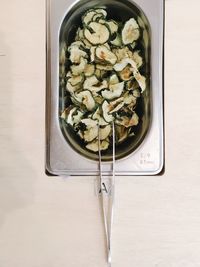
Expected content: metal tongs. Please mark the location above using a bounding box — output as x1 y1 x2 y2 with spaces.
98 122 115 266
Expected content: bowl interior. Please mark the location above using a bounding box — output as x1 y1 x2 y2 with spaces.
59 0 151 161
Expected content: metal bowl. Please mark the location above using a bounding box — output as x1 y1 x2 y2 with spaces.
59 0 151 161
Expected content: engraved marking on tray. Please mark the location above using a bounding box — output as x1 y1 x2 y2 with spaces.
94 178 113 197
139 152 154 165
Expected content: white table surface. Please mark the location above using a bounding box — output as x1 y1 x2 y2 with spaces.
0 0 200 266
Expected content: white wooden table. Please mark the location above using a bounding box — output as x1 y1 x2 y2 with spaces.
0 0 200 266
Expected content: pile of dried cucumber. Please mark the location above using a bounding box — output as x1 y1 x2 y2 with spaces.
60 8 146 152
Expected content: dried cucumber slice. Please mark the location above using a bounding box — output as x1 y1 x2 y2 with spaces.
86 139 109 152
83 75 108 94
119 66 133 81
84 22 110 45
71 58 87 76
92 13 104 22
94 8 107 17
99 125 111 140
98 19 118 35
80 118 98 142
84 64 95 77
92 107 108 126
95 45 117 65
122 18 140 45
61 107 84 127
96 64 113 71
68 45 87 64
115 112 139 127
114 58 146 90
110 33 122 47
102 100 114 123
66 81 80 93
109 74 119 85
61 107 76 126
74 90 96 111
68 75 84 86
101 82 124 100
82 10 98 25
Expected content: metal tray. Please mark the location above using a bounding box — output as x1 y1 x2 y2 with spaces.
46 0 164 176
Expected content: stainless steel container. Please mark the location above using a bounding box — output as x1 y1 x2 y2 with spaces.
46 0 164 176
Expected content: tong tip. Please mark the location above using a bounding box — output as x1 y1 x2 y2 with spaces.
108 249 112 266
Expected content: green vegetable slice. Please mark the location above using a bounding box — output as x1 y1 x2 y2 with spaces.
92 107 108 126
76 28 84 40
106 20 118 35
94 8 107 17
84 22 110 45
73 110 84 125
66 71 72 78
61 107 77 126
82 10 98 25
84 75 108 94
98 19 118 35
68 45 87 64
81 118 98 142
86 139 109 152
68 41 85 49
109 74 119 85
90 46 96 62
83 75 99 88
68 75 84 86
134 71 146 92
107 97 124 114
109 102 124 114
96 64 113 71
82 38 93 48
133 89 141 97
66 82 79 93
74 90 96 111
84 64 95 77
132 51 143 68
71 57 87 76
114 58 137 71
129 42 136 50
95 45 117 65
116 112 139 127
114 58 146 91
126 79 135 90
122 18 140 45
94 68 101 79
101 82 124 100
102 100 114 123
67 107 77 126
119 66 133 81
110 33 122 47
99 125 111 140
123 92 137 105
116 125 129 144
92 13 104 22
